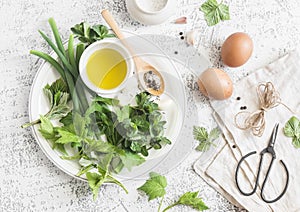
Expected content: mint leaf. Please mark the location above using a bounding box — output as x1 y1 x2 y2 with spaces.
284 116 300 138
177 191 209 211
138 172 167 201
120 151 145 171
200 0 230 26
115 105 130 122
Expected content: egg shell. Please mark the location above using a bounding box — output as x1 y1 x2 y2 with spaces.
197 68 233 100
221 32 253 67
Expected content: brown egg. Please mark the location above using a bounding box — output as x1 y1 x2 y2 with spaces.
221 32 253 67
197 68 233 100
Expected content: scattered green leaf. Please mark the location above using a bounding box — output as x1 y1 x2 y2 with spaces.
138 172 167 201
200 0 230 26
193 126 220 152
138 173 209 212
162 191 209 212
284 116 300 148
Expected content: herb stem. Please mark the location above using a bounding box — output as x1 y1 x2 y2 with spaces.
162 202 179 212
157 196 165 212
21 118 41 128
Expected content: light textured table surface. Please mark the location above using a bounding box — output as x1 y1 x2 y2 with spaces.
1 0 300 211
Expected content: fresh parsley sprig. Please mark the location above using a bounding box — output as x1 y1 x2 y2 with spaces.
284 116 300 148
138 172 209 212
200 0 230 26
193 126 220 152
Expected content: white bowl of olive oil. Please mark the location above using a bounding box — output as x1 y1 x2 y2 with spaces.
79 39 134 95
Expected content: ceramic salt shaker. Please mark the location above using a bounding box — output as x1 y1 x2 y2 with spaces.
125 0 176 25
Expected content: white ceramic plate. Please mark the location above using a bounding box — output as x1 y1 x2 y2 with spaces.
29 30 191 182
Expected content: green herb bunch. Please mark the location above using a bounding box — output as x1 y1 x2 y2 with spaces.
71 22 115 46
23 18 171 200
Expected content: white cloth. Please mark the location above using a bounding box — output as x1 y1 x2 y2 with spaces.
194 48 300 212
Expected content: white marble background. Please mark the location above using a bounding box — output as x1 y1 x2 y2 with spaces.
1 0 300 211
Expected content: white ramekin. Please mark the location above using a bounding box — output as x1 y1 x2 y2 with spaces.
79 39 134 95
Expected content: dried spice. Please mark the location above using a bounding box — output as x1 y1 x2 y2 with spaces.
143 71 161 91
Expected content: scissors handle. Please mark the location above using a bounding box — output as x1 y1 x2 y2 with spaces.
235 151 290 203
235 151 260 196
261 160 289 203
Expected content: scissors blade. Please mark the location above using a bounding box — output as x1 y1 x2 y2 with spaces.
268 123 279 148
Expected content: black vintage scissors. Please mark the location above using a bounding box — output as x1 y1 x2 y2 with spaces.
235 123 289 203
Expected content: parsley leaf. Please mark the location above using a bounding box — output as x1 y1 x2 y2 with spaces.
193 126 220 152
138 172 167 201
193 126 208 142
284 116 300 148
138 173 209 211
175 191 209 211
200 0 230 26
162 191 209 211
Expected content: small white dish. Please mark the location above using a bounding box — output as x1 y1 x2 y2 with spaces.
79 39 134 96
126 0 176 25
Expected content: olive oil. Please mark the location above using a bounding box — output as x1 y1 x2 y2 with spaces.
86 48 127 90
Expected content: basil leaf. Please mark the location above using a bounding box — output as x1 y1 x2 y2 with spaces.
283 116 300 149
292 137 300 149
284 116 300 138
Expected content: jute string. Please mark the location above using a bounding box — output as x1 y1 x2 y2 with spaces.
234 82 295 137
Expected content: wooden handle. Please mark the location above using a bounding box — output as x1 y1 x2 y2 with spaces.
101 9 125 40
101 9 143 65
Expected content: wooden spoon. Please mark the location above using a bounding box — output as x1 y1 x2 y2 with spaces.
101 9 165 96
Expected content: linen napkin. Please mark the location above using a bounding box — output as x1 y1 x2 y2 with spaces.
194 48 300 212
